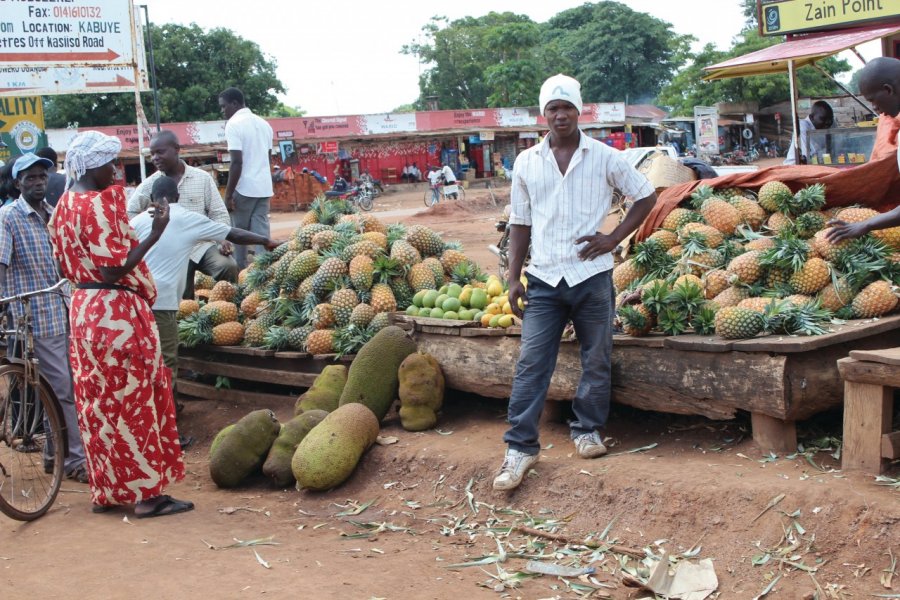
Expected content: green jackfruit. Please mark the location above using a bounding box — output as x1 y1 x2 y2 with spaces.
291 403 379 491
338 326 416 421
262 410 327 487
209 409 280 488
398 352 444 431
295 365 347 414
209 424 235 458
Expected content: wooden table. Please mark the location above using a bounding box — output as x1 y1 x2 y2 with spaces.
404 314 900 454
838 348 900 474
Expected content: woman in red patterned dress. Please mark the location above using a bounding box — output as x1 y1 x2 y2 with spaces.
48 131 193 518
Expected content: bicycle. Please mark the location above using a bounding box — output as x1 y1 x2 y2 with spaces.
0 279 69 521
423 180 466 207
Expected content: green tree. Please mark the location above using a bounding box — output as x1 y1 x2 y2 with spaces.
44 23 286 128
267 103 305 118
658 28 851 115
542 2 694 103
402 12 564 109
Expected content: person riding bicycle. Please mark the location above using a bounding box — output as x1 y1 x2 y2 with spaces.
427 165 443 204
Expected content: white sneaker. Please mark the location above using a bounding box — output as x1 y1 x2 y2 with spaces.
574 431 607 459
492 449 539 491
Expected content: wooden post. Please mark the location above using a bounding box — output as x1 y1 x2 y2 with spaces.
842 381 892 473
751 413 797 454
788 59 802 166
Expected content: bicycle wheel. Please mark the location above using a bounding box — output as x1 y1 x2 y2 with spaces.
455 186 466 203
424 189 437 208
0 363 65 521
357 194 373 212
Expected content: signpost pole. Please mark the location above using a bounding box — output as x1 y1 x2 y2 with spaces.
788 59 802 165
130 1 147 181
141 4 162 132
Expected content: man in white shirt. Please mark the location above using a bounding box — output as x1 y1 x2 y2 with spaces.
218 87 275 268
493 74 657 492
127 131 238 299
131 176 279 447
783 100 833 165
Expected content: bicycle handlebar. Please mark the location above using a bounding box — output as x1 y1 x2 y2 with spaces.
0 279 68 306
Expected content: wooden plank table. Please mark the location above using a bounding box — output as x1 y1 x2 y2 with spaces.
409 314 900 454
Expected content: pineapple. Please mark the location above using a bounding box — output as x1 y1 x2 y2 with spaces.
212 321 244 346
208 280 237 303
700 198 741 235
715 306 764 339
369 312 390 332
311 257 348 298
851 280 898 318
329 288 359 327
287 325 314 351
794 211 827 239
702 269 729 300
200 300 239 326
834 207 879 224
237 266 252 286
673 273 702 289
440 248 467 274
758 181 793 213
792 184 827 214
661 207 702 231
357 214 388 234
712 286 751 308
240 291 262 318
745 237 775 252
310 303 336 329
194 271 215 291
305 329 335 355
262 325 292 351
296 223 332 250
342 240 384 263
656 306 690 336
371 283 397 313
406 225 445 256
678 222 724 250
408 262 436 292
818 277 854 311
361 231 388 250
617 304 653 337
667 245 684 259
311 229 338 252
730 196 766 229
390 275 415 310
789 257 830 295
390 240 422 268
177 311 213 347
242 319 267 347
785 294 814 306
282 250 321 294
737 297 778 313
612 258 647 291
332 324 378 358
682 249 723 277
421 257 446 287
648 229 679 250
691 304 718 335
872 226 900 251
349 254 375 291
640 279 671 315
726 250 762 285
766 212 792 235
349 303 376 328
176 299 200 320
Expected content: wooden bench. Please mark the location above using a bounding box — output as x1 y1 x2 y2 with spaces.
838 348 900 474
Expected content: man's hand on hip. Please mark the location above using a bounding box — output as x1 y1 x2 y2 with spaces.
219 241 234 256
575 233 619 261
508 279 526 319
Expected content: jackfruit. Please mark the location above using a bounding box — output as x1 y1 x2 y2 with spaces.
262 410 327 487
338 326 416 421
295 365 347 414
292 403 379 491
398 352 445 431
209 424 234 458
209 409 280 488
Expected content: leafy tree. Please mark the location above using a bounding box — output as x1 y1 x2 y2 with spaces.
402 12 565 109
658 27 851 115
267 104 305 118
542 2 694 103
44 23 286 128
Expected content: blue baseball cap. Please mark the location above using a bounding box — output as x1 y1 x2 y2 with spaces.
12 153 54 179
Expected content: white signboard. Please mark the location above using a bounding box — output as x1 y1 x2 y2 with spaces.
495 108 537 127
594 102 626 123
0 64 147 97
694 106 720 156
357 113 417 135
0 0 136 67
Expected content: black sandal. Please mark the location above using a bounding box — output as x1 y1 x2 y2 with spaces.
135 495 194 519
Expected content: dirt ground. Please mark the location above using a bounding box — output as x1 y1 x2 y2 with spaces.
3 179 899 599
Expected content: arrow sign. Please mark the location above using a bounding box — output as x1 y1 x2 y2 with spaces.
0 49 121 63
86 74 134 88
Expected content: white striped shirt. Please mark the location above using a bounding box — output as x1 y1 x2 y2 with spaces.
510 132 654 287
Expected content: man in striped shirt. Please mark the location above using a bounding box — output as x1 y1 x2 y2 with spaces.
493 74 657 491
127 131 238 298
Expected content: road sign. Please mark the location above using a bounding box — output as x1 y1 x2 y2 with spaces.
0 0 136 66
0 96 47 164
759 0 900 36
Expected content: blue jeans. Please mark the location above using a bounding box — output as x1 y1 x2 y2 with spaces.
503 270 615 456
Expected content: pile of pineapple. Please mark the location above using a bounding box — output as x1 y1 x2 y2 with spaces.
177 197 483 355
614 181 900 340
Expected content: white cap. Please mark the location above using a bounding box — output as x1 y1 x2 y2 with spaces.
539 74 583 115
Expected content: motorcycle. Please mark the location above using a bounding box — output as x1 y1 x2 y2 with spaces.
324 177 373 211
488 204 530 277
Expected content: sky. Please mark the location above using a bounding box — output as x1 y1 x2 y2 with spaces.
139 0 873 117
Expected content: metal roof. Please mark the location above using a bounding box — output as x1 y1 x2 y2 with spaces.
703 23 900 80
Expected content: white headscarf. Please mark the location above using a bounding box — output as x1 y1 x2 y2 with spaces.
63 131 122 189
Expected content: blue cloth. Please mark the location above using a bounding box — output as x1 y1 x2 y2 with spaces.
503 271 615 455
0 197 68 338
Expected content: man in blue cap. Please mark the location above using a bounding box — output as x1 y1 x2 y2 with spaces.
0 152 88 483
